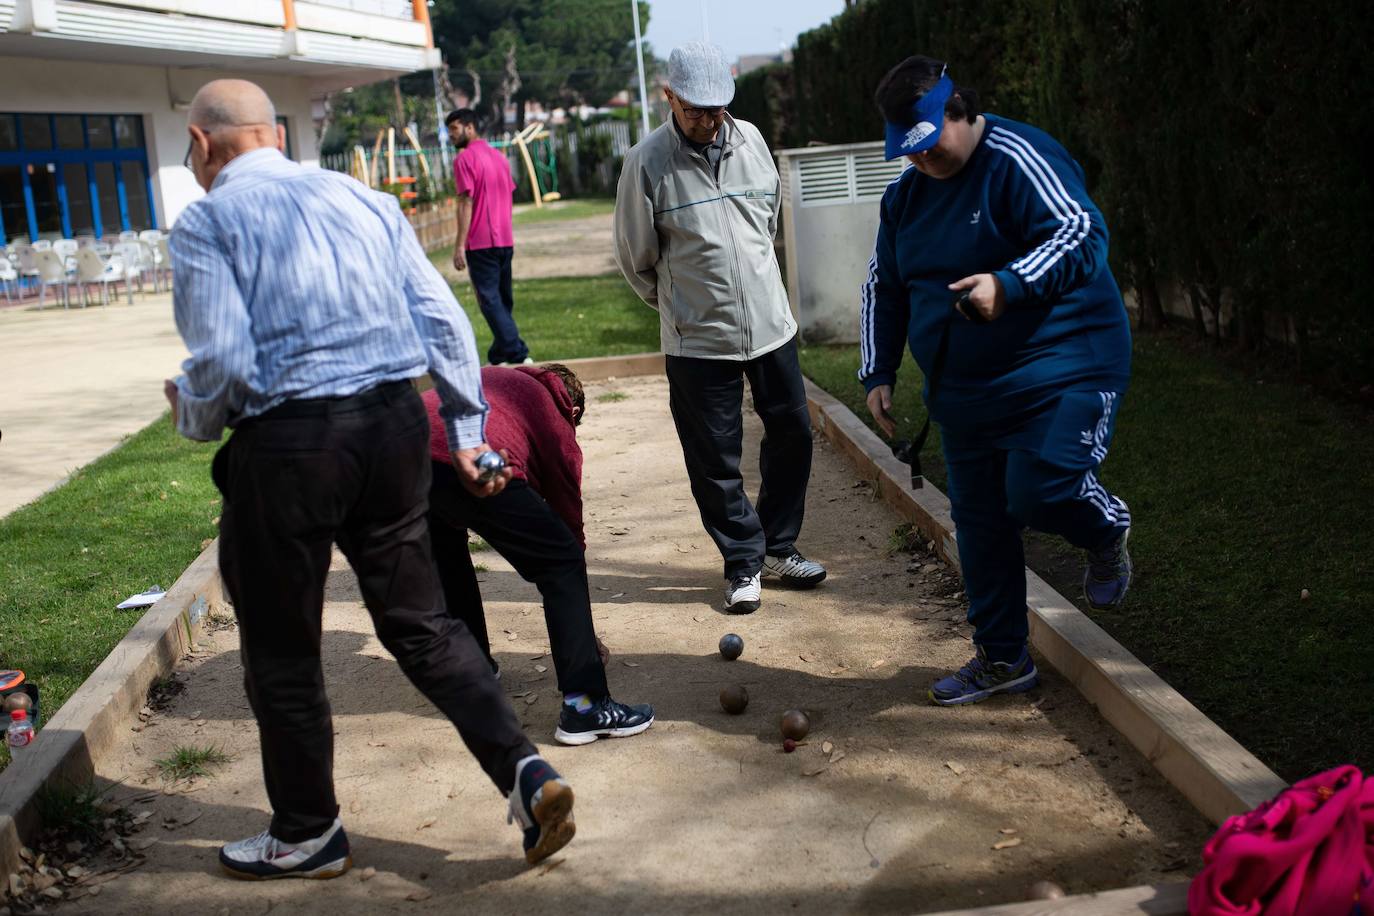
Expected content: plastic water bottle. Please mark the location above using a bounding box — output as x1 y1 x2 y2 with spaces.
6 709 33 754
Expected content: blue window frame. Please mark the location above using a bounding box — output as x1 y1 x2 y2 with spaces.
0 112 157 245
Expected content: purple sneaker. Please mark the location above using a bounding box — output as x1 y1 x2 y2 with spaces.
1084 521 1132 611
928 646 1038 706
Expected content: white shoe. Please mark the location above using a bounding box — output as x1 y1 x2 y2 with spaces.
219 817 352 880
762 551 827 589
724 573 762 614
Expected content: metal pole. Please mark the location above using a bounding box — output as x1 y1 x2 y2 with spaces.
432 66 449 180
631 0 651 138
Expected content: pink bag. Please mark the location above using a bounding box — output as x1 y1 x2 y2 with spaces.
1189 765 1374 915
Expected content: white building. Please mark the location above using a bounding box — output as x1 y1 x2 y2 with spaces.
0 0 439 245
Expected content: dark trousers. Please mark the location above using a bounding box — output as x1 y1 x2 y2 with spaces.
664 336 813 579
428 467 609 697
942 390 1131 663
467 246 528 365
213 382 534 843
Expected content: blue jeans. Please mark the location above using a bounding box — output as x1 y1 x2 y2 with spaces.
467 246 528 365
942 390 1130 663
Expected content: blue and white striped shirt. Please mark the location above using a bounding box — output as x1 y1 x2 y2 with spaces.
171 147 486 447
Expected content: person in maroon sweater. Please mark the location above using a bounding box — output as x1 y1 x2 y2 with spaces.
423 364 654 745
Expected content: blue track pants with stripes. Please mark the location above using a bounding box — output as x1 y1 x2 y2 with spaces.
940 389 1130 664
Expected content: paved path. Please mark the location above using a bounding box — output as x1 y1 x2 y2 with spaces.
81 375 1209 914
0 294 187 519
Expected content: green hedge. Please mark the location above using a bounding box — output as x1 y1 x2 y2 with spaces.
731 0 1374 381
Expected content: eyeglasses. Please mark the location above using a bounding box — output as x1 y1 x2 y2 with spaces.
183 139 194 171
680 105 727 121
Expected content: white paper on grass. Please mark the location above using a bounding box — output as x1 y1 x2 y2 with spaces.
117 586 165 610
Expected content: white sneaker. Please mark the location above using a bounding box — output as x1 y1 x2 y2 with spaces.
219 817 352 880
724 573 762 614
762 551 827 588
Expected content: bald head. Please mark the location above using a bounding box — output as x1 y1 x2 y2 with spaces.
184 79 284 191
189 79 277 131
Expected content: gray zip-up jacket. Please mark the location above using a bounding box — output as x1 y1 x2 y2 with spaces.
613 116 796 361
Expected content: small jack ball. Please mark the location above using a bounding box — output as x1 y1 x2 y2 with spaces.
718 633 744 660
1026 880 1066 900
783 738 797 753
719 684 749 715
780 709 811 741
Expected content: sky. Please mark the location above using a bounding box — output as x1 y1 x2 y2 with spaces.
643 0 846 64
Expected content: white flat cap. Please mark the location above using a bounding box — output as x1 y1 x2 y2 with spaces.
667 41 735 108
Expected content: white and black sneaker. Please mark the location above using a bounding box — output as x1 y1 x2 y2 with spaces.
724 573 762 614
219 818 352 880
762 551 827 589
554 696 655 746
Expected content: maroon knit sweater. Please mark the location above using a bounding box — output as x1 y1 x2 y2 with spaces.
423 366 584 547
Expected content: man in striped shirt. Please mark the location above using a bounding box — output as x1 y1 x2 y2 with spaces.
165 79 574 879
858 57 1134 707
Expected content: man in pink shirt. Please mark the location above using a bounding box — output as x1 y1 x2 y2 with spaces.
446 108 530 366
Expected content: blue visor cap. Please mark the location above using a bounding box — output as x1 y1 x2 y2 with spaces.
883 75 955 160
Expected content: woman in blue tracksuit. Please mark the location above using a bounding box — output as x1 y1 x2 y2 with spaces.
858 55 1134 706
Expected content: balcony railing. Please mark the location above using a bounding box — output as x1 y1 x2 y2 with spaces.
306 0 415 18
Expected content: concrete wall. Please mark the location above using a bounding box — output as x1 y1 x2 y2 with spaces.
0 56 320 229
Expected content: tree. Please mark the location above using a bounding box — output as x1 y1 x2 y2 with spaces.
430 0 651 130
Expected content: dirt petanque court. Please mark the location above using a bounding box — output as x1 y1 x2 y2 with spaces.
72 374 1210 914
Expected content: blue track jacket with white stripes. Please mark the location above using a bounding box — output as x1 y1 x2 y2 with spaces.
858 115 1131 427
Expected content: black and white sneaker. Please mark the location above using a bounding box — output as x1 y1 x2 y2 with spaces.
762 551 827 588
219 818 352 880
724 573 762 614
554 696 655 746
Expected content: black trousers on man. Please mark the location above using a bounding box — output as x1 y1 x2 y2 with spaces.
428 466 609 698
213 382 534 843
664 336 814 580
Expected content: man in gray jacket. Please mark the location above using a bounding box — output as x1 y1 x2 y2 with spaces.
614 42 825 614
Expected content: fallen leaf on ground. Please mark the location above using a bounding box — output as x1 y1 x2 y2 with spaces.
623 661 639 668
802 763 828 777
869 659 885 669
993 837 1023 850
524 693 539 705
405 889 433 901
830 750 847 763
127 838 158 852
417 817 436 830
188 710 202 719
821 741 834 754
534 664 548 673
610 592 625 599
999 827 1018 835
945 761 966 776
368 741 387 747
505 632 518 641
359 866 377 882
529 652 546 660
799 654 810 663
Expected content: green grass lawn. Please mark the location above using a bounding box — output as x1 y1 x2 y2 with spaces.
800 333 1374 783
512 197 615 226
445 274 659 362
0 418 218 769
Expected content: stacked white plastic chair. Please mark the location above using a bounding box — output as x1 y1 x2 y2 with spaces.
73 247 134 307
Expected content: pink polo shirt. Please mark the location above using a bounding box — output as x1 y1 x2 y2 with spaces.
453 138 516 251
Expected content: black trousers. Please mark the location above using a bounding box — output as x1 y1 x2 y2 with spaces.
664 336 814 579
467 246 528 366
213 382 534 843
428 467 609 697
